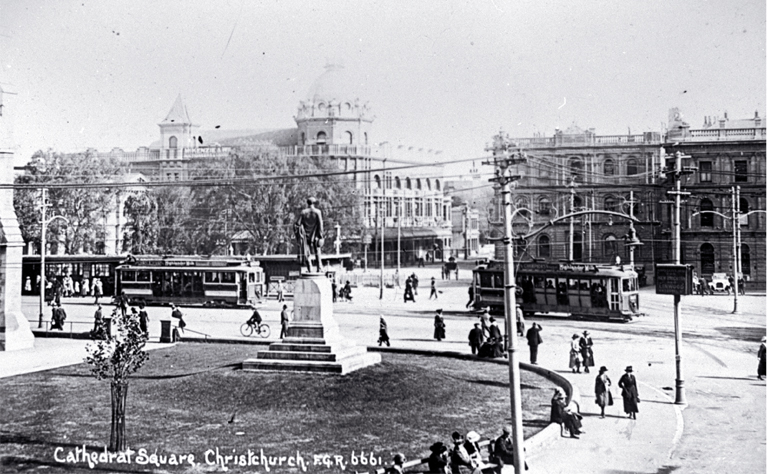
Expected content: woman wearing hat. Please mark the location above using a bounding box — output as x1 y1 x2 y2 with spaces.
579 331 594 373
618 366 640 419
462 431 483 470
594 366 613 418
569 334 582 373
434 309 446 341
449 431 480 474
758 336 766 381
427 442 450 474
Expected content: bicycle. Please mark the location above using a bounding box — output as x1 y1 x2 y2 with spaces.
240 321 270 338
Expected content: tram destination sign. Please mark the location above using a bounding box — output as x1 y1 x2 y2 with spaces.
655 264 694 295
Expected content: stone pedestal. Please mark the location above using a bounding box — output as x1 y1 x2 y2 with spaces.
0 147 35 351
243 273 380 374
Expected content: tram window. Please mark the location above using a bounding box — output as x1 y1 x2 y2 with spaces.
533 276 545 289
579 280 590 291
493 273 503 289
222 272 236 284
546 278 556 289
137 271 151 282
568 278 579 291
611 279 619 293
622 278 636 292
205 272 219 283
249 273 255 283
480 273 493 288
122 271 136 282
93 264 111 276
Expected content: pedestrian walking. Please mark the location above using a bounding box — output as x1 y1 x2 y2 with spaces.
516 304 525 336
433 308 446 341
93 278 103 304
50 303 65 330
594 366 613 418
138 303 150 338
479 307 491 340
569 334 582 373
170 303 186 341
404 277 415 303
429 277 438 300
466 285 475 309
81 277 89 297
276 279 285 302
412 273 419 295
331 280 338 303
579 331 594 373
280 304 290 338
117 291 129 318
758 336 766 381
739 276 746 295
378 315 390 346
526 323 543 364
618 366 640 419
24 276 32 293
468 323 484 355
699 276 708 296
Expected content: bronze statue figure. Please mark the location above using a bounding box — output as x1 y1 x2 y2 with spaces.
294 197 324 273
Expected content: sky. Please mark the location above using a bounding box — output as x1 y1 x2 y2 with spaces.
0 0 765 170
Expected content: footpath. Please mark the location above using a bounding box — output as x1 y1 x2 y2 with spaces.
10 264 764 473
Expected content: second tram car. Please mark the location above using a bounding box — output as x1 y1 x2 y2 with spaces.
22 254 124 298
117 256 265 306
473 261 642 322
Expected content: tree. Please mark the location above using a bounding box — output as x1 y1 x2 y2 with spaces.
14 150 124 254
122 192 158 254
84 307 149 452
187 147 363 255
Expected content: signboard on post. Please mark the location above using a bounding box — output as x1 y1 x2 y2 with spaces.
655 264 694 295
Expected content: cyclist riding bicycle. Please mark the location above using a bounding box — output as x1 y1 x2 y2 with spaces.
247 307 263 329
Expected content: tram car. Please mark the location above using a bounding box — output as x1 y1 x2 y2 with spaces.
472 260 642 322
116 255 265 307
22 254 125 297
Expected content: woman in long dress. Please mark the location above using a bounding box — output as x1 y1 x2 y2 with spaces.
580 331 595 373
569 334 582 373
594 366 612 418
433 309 446 341
618 366 640 419
758 336 766 381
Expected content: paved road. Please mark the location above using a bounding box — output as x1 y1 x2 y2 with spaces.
19 263 766 473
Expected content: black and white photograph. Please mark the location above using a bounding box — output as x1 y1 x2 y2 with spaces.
0 1 765 473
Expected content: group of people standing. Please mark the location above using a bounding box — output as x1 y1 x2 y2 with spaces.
568 331 595 373
403 273 419 303
468 308 505 358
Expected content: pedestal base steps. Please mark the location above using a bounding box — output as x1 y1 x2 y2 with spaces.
242 273 380 375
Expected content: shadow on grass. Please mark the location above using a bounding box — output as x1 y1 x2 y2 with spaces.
41 363 241 380
464 378 540 390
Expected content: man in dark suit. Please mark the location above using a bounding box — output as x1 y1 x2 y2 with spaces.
468 323 484 355
526 323 543 364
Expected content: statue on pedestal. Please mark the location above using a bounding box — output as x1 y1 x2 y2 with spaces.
294 197 324 273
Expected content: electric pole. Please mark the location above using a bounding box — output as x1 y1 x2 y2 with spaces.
731 187 740 313
568 176 577 262
484 130 527 473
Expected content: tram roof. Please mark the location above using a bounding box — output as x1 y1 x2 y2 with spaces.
474 260 638 277
116 264 261 272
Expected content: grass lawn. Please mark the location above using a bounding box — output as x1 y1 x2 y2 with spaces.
0 343 557 473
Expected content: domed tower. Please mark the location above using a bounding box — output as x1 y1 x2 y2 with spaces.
295 63 373 147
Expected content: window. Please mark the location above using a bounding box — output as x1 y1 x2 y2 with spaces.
364 132 368 145
700 199 714 227
570 158 584 183
539 197 551 215
572 195 583 211
538 235 551 258
316 131 327 144
604 196 616 212
739 198 749 226
435 180 441 191
406 177 412 190
395 177 401 189
426 179 431 190
626 159 638 176
374 175 381 189
604 235 618 258
699 161 712 182
169 136 177 149
741 244 751 275
301 133 306 145
416 179 422 190
700 243 715 275
345 131 353 144
734 161 748 182
603 159 615 176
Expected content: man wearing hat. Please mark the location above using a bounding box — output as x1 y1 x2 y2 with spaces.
433 309 446 341
594 366 612 418
449 431 476 474
526 322 543 365
758 336 766 381
427 442 449 473
490 425 528 472
579 330 595 373
618 366 640 419
479 307 491 340
385 453 406 474
468 323 484 355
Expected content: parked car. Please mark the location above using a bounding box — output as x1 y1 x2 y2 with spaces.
709 273 731 293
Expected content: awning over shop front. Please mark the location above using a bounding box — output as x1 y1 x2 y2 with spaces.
378 226 452 240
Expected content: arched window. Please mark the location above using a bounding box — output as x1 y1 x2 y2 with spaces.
395 177 401 189
572 195 583 211
538 196 551 215
301 132 306 145
626 159 638 176
739 197 750 226
425 179 431 190
318 103 326 114
345 131 353 144
515 198 530 218
364 132 368 145
169 136 178 148
538 235 551 258
603 159 615 176
435 180 441 191
416 178 422 190
604 234 618 259
700 198 714 227
604 196 616 212
741 244 751 275
316 131 327 144
570 158 584 183
701 243 715 275
374 175 381 189
406 177 412 190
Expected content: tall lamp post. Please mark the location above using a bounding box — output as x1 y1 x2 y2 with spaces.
37 188 69 328
484 131 527 473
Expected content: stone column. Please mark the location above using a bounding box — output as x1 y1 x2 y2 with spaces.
0 148 35 351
